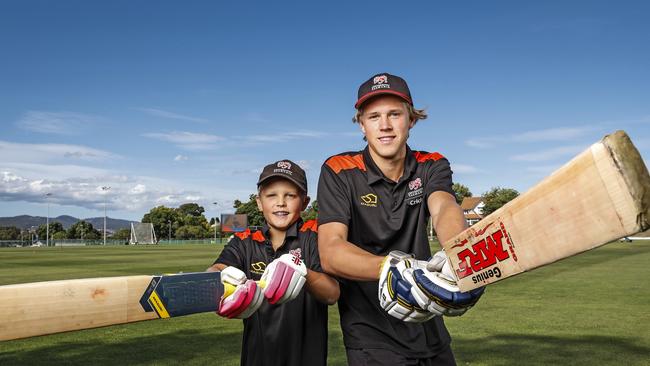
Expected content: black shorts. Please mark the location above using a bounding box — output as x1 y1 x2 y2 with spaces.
345 345 457 366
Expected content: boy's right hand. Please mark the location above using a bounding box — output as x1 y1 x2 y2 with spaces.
260 253 307 304
217 266 264 319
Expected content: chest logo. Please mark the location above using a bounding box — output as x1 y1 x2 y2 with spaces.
251 262 266 275
360 193 378 207
289 248 303 265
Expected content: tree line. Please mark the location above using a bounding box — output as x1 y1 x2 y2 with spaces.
0 184 515 241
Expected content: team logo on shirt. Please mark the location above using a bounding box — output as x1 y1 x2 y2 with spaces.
360 193 378 207
406 177 424 206
250 262 266 275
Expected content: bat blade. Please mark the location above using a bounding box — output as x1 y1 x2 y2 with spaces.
443 131 650 291
0 272 222 341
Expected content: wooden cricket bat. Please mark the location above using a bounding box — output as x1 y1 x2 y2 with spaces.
0 272 223 341
443 130 649 291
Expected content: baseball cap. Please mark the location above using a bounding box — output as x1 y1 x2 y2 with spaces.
355 72 413 109
257 159 308 193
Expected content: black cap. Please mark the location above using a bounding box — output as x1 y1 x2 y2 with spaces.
355 72 413 109
257 159 307 193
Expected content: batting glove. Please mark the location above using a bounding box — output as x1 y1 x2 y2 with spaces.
217 266 264 319
403 250 485 317
260 253 308 305
378 251 435 323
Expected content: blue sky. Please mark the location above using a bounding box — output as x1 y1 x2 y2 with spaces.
1 0 648 221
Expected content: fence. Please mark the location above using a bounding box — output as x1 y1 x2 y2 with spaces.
0 238 229 247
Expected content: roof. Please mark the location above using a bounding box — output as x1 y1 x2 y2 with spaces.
460 196 484 210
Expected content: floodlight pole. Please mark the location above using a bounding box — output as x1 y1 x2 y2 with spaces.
168 220 171 243
102 186 111 245
213 202 218 244
45 193 52 247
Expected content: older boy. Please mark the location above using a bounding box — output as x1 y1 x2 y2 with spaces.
207 159 339 366
317 73 483 365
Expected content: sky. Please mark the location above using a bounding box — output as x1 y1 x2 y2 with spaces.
1 0 648 222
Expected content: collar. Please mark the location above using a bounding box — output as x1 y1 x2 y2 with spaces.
261 218 302 241
362 145 418 185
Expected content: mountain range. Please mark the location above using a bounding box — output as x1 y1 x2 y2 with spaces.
0 215 135 231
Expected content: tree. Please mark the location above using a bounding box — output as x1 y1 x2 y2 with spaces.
175 225 210 239
0 226 21 240
302 200 318 221
233 194 265 227
481 187 520 216
142 206 182 240
37 222 66 241
452 183 473 205
112 228 131 240
67 221 100 239
52 231 68 240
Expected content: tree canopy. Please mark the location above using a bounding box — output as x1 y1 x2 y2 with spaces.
452 183 473 205
233 194 265 227
481 187 520 216
141 203 211 240
67 221 100 239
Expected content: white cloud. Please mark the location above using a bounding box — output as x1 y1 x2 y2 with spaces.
451 164 480 174
0 141 118 164
239 130 329 144
510 145 586 162
174 155 188 161
136 108 208 123
465 126 594 149
143 131 224 150
15 111 105 135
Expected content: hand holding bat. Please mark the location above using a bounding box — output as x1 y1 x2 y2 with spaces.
217 266 263 319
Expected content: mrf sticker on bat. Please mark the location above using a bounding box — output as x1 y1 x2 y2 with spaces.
449 221 519 285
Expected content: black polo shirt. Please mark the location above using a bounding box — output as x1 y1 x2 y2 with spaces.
317 145 456 358
214 219 328 366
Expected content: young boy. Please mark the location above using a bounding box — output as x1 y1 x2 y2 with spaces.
207 159 339 366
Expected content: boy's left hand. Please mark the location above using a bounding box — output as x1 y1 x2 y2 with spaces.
260 253 307 304
218 266 264 319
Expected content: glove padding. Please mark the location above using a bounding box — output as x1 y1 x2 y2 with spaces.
403 250 485 317
217 266 263 319
260 253 308 305
378 251 435 323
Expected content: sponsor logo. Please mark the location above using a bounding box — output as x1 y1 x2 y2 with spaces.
451 221 518 282
250 262 266 275
373 75 388 84
360 193 378 207
277 161 291 170
289 248 302 265
407 197 422 206
406 177 423 205
371 75 390 91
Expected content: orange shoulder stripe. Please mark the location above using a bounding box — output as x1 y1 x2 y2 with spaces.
300 219 318 233
234 229 266 243
326 154 366 174
413 151 444 163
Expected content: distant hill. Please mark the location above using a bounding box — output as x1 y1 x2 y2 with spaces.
0 215 135 231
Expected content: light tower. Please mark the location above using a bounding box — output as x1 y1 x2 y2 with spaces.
101 186 111 245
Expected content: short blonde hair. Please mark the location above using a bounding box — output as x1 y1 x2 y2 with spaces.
352 102 428 125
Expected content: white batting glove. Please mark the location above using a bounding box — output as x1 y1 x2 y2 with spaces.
378 251 435 323
217 266 263 319
260 252 307 305
403 250 485 317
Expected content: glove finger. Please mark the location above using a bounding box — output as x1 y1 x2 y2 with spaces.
266 262 296 304
237 282 264 319
221 281 259 318
218 285 248 318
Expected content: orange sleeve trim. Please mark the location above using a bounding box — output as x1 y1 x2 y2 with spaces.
326 154 366 173
413 151 444 163
300 219 318 233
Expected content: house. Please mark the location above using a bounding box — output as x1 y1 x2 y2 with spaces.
460 197 485 226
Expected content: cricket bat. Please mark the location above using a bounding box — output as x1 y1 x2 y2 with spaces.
443 130 650 291
0 271 223 341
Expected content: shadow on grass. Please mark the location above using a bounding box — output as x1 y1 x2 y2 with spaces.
453 333 650 366
0 329 243 366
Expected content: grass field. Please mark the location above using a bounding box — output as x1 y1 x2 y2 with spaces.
1 242 649 365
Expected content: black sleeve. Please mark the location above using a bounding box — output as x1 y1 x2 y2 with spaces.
214 237 246 269
305 232 323 272
316 163 351 226
424 157 455 197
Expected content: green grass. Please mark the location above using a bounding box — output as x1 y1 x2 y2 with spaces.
1 242 649 365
